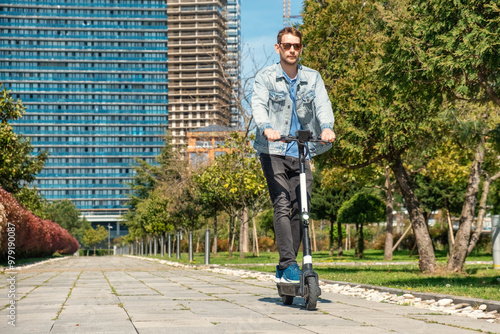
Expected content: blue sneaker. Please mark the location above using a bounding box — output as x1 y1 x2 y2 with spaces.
275 265 284 283
281 263 301 284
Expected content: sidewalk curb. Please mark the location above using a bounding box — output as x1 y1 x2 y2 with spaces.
1 255 71 273
319 278 500 312
204 264 500 313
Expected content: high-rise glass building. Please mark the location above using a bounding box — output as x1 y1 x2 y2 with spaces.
0 0 241 229
0 0 169 222
226 0 241 129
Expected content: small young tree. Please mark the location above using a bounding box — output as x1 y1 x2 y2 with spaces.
310 170 357 256
46 199 90 242
81 225 108 256
337 192 385 258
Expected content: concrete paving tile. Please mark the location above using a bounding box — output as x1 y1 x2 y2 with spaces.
4 256 496 334
0 322 55 333
50 321 137 334
302 325 395 334
213 320 313 333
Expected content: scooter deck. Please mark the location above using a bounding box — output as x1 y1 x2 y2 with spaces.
276 282 300 297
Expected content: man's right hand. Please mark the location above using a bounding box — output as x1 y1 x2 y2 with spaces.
264 129 281 141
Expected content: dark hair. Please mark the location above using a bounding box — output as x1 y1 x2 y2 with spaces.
277 27 302 44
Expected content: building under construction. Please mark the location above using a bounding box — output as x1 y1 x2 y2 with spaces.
167 0 233 151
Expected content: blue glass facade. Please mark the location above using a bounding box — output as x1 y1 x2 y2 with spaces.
0 0 168 213
227 0 241 128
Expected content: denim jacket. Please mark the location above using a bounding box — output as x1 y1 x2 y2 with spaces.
252 63 334 157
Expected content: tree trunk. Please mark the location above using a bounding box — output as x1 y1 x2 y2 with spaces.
311 220 317 252
196 233 200 253
212 214 218 255
390 155 436 273
384 166 394 260
228 215 234 257
329 220 334 256
336 220 343 256
467 171 500 256
345 224 351 250
448 137 485 272
252 215 260 257
445 200 455 255
356 222 364 258
240 206 249 255
239 208 248 258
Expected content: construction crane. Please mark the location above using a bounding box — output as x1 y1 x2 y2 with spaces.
283 0 301 27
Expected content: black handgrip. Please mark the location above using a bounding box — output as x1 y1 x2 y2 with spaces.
278 134 328 144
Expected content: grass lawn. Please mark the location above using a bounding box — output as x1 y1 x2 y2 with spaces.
149 249 500 301
0 256 56 269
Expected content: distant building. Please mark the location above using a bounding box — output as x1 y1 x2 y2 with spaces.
166 0 233 151
227 0 242 129
0 0 169 221
186 124 242 167
0 1 241 225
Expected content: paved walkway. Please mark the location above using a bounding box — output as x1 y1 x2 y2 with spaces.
1 256 499 334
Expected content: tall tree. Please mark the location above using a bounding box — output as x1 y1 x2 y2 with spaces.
81 225 108 256
123 135 186 241
377 0 500 271
301 0 450 272
0 85 48 194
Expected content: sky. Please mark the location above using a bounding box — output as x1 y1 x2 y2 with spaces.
240 0 303 76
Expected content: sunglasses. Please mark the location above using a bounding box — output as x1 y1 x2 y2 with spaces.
280 43 302 51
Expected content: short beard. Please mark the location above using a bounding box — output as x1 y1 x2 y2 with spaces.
281 53 299 66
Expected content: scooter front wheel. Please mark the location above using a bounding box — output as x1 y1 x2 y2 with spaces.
304 276 319 310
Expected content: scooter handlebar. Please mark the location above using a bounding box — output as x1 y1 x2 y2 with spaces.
278 135 328 144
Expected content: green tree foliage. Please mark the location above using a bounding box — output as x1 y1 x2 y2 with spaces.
380 0 500 107
310 170 358 256
375 0 500 271
0 85 48 194
337 192 385 258
123 136 185 241
134 187 173 236
194 132 267 257
125 137 180 211
45 199 91 241
257 209 274 238
81 225 108 255
301 0 481 272
13 185 48 219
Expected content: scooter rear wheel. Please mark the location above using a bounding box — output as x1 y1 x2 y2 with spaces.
282 295 294 305
304 277 319 310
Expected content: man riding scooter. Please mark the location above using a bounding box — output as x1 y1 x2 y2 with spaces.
251 27 335 288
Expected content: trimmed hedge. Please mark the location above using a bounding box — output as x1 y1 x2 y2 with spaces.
0 187 79 260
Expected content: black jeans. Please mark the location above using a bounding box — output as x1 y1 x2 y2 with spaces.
259 153 312 270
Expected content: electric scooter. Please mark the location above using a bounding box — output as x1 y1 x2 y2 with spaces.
275 130 323 310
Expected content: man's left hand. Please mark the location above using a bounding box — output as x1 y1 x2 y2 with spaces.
321 129 336 142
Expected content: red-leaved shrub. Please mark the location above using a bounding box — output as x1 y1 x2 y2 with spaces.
0 187 79 260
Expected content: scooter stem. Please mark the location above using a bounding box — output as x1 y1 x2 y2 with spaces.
297 141 313 272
